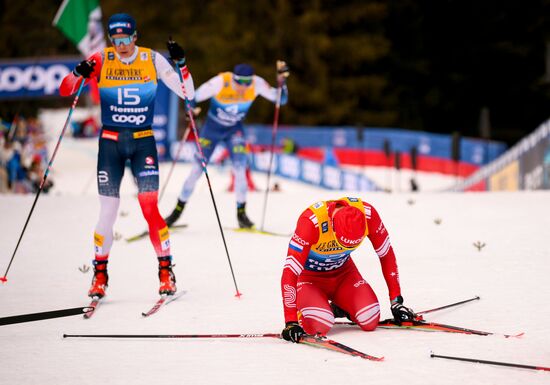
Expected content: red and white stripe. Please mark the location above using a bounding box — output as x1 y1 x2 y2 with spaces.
301 306 335 328
284 255 303 276
375 235 391 258
355 303 380 327
363 203 372 219
309 214 319 228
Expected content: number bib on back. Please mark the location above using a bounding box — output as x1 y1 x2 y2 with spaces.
98 47 157 128
306 197 369 272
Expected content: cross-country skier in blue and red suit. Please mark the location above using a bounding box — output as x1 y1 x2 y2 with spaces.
59 13 195 299
280 197 417 342
163 61 289 229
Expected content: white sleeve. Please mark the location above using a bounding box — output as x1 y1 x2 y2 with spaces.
195 75 224 103
254 75 278 102
153 51 195 100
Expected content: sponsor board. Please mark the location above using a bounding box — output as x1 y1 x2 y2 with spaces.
0 59 77 98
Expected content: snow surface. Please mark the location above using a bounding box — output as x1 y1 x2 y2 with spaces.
1 137 550 385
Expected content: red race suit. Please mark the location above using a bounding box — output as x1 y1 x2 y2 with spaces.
281 197 402 336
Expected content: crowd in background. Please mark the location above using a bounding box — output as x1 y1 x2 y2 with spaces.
0 116 53 194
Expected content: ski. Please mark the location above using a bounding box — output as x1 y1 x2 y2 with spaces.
0 306 93 326
431 352 550 372
141 290 186 317
336 318 523 338
62 331 381 361
223 226 290 238
83 297 101 319
300 335 384 361
125 224 188 243
377 319 523 338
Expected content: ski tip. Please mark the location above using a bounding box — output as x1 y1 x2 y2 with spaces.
82 306 95 313
506 332 525 338
0 276 7 283
62 334 67 338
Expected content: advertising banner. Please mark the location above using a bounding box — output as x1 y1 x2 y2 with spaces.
250 152 380 191
0 58 78 99
489 161 519 191
0 56 174 160
520 136 550 190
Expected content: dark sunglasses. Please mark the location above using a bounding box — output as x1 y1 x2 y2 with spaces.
233 75 253 86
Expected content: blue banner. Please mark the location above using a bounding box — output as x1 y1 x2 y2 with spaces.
0 57 78 99
245 125 506 166
250 152 381 191
0 56 174 160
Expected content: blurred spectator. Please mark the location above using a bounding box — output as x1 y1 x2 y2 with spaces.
27 154 53 193
5 140 29 193
282 137 299 154
71 115 100 137
0 132 8 193
0 116 53 194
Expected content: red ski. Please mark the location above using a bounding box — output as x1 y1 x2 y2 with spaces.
377 319 524 338
141 290 186 317
336 318 523 338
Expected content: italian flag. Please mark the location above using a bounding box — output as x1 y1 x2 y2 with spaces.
53 0 106 56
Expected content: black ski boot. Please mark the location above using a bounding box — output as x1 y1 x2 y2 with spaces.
164 199 186 227
237 203 254 229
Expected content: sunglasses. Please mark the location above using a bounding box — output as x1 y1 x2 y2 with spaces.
110 34 135 46
233 75 253 86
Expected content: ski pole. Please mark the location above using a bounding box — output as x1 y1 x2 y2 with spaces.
1 79 86 283
259 61 284 231
64 333 280 339
416 295 480 317
336 296 481 325
170 41 241 297
63 332 382 360
430 352 550 372
1 306 92 326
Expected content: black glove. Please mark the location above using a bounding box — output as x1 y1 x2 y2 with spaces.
167 39 186 65
281 322 304 343
391 296 416 325
73 60 95 78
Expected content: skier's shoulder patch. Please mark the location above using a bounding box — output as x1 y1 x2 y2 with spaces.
312 201 324 209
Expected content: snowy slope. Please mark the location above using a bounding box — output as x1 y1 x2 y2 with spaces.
1 137 549 385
